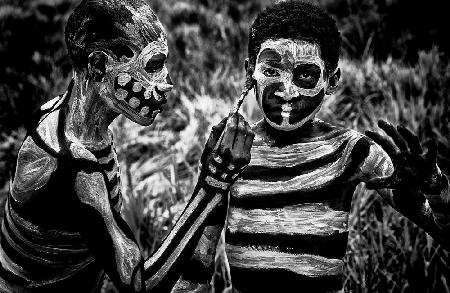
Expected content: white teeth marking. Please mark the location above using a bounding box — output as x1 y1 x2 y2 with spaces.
281 111 290 118
274 91 285 97
129 97 140 108
132 82 143 93
115 89 128 100
140 106 150 116
153 88 163 102
282 103 292 112
117 73 131 87
144 88 152 100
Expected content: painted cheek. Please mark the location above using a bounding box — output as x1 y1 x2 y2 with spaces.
288 89 325 124
260 82 284 124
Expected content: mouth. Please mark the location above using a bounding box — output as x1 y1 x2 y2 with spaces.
262 89 324 124
113 72 167 119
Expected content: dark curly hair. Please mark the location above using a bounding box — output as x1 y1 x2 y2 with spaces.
248 1 341 74
65 0 162 71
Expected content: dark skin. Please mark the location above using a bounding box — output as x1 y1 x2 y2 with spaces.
366 120 445 195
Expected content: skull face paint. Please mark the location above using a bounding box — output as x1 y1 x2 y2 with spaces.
97 4 173 126
253 39 327 131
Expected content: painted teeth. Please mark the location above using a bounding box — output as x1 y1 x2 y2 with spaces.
132 82 143 93
274 91 285 97
129 97 140 108
282 103 292 112
140 106 150 116
153 88 162 102
117 73 131 86
144 88 152 100
115 89 128 100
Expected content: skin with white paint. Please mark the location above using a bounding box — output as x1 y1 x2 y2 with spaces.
253 39 329 131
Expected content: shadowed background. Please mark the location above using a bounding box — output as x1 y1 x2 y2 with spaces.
0 0 449 292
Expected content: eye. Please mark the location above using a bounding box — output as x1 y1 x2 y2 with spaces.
298 72 314 80
144 53 166 73
263 67 279 77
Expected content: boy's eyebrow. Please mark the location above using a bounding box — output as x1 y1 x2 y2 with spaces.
257 49 282 63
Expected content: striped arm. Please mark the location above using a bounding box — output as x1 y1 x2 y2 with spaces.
170 195 228 293
143 187 226 292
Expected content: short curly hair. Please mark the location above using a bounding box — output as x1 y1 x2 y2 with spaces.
248 1 341 74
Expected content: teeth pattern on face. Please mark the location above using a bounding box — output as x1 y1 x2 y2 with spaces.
282 103 292 112
140 106 150 116
129 97 141 108
115 89 128 100
144 88 152 100
132 82 143 93
153 88 162 102
117 73 132 87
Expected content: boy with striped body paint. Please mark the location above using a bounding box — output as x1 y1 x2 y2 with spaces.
173 2 450 292
0 0 254 292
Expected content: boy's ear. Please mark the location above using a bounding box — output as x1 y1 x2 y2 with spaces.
87 51 109 82
325 67 341 95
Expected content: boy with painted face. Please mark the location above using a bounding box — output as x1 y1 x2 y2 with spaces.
0 0 253 292
173 2 450 292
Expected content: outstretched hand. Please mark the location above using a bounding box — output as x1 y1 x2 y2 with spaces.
199 113 254 193
365 120 445 194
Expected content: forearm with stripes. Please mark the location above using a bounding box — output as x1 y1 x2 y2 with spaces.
143 186 226 292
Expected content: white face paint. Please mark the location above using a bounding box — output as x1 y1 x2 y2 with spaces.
98 33 173 126
253 38 328 131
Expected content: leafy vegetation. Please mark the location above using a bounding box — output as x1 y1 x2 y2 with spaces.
1 0 449 292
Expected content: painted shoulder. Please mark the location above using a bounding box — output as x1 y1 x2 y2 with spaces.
11 135 58 204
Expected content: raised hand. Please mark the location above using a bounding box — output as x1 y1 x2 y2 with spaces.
199 113 255 193
365 120 446 194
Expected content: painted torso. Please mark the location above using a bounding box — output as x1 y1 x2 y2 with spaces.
226 119 375 292
0 108 122 292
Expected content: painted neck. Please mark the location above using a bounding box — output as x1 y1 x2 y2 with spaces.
64 71 118 150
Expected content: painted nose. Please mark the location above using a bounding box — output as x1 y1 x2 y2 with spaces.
274 82 299 101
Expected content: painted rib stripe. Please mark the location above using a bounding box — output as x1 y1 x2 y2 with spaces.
106 175 118 191
101 158 115 172
5 206 90 261
227 204 349 236
249 134 350 168
230 181 358 210
7 200 85 247
97 151 115 165
230 266 343 293
226 230 349 259
231 134 362 199
226 244 344 277
2 213 76 267
242 140 348 182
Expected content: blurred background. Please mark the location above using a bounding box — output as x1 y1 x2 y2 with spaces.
1 0 449 292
